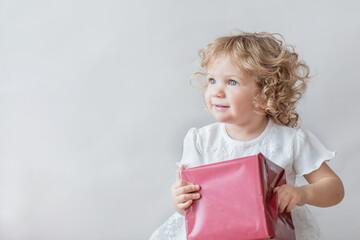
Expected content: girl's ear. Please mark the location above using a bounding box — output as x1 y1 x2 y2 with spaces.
254 91 267 110
258 92 267 110
259 102 267 110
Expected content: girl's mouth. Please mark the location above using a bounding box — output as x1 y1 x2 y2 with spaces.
214 104 230 111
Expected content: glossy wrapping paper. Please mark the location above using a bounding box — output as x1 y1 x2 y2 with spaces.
180 153 296 240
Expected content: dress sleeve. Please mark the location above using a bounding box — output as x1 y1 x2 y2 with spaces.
175 128 203 168
293 128 336 176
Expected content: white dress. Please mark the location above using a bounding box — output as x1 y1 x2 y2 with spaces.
150 118 335 240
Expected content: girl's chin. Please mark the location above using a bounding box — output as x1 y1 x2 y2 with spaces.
212 116 230 123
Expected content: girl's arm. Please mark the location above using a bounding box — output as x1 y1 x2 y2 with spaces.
274 162 344 213
301 162 344 207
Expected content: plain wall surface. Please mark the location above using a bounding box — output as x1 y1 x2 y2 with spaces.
1 0 359 239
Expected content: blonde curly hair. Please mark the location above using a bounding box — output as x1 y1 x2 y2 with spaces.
193 30 310 127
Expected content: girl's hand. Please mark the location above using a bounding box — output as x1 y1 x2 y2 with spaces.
274 184 308 213
171 165 201 215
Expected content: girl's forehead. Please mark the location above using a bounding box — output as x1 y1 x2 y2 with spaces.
206 55 252 77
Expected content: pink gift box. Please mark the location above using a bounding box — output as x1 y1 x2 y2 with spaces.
180 153 296 240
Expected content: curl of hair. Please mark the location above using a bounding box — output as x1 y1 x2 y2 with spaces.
192 30 310 127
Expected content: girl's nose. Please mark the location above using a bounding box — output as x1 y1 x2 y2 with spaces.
212 86 225 98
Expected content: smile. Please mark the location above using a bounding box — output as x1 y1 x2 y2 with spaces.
213 104 230 111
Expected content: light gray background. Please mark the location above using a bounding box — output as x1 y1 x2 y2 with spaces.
0 0 359 239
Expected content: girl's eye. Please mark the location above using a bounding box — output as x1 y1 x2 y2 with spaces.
229 80 238 86
209 78 216 84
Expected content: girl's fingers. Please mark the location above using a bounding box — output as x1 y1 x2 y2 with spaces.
172 179 185 189
178 200 193 210
274 185 286 194
278 193 290 213
286 198 297 212
172 179 193 189
174 184 200 196
176 193 201 204
278 200 284 213
176 165 185 180
176 165 188 180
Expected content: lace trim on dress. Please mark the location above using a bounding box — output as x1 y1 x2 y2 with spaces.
149 212 186 240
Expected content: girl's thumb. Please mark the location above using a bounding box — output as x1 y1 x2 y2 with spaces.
176 165 186 180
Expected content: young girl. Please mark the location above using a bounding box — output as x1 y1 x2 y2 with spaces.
150 31 344 240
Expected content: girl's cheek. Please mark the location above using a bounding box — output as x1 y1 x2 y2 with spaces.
204 92 211 108
204 88 210 99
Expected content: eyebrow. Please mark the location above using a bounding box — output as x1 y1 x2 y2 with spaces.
226 74 242 79
207 73 244 80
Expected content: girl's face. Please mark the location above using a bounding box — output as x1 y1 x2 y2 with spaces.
205 55 264 126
